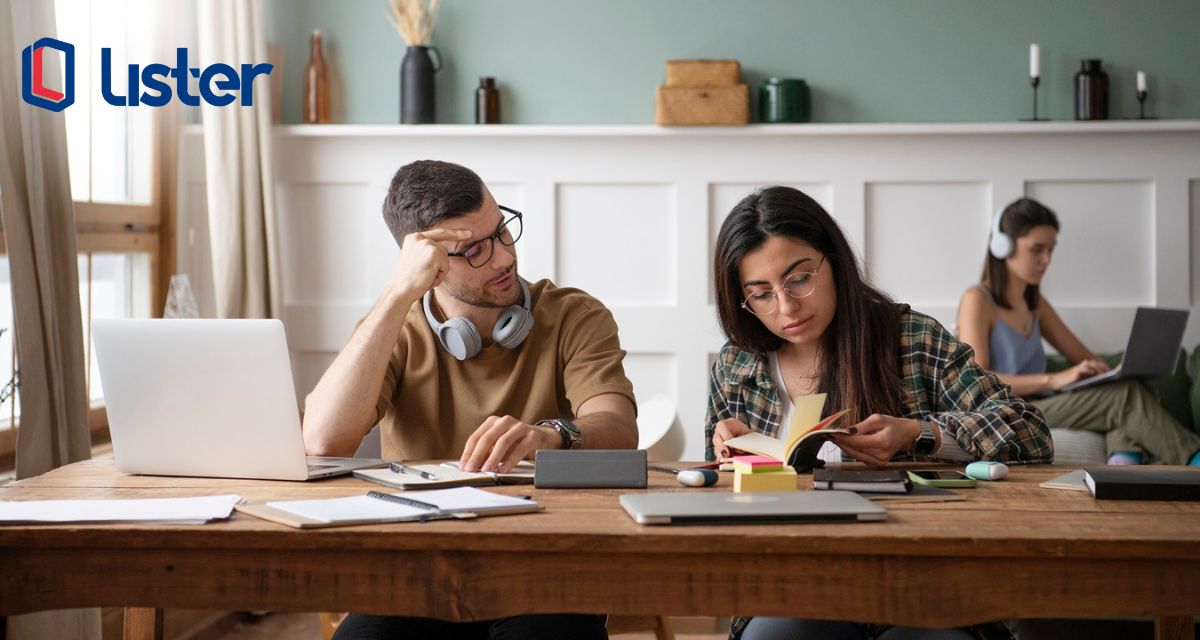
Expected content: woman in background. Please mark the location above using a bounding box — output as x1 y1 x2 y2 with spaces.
956 197 1200 466
707 186 1052 640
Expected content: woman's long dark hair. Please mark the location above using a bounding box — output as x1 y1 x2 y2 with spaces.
713 186 904 425
982 198 1060 310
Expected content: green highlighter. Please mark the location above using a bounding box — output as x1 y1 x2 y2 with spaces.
908 470 977 488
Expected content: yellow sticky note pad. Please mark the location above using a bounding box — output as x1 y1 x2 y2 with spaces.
733 468 798 493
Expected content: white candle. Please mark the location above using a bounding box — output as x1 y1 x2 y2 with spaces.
1029 44 1040 78
1137 71 1147 93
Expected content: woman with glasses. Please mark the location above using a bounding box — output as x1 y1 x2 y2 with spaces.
707 186 1051 640
956 198 1200 467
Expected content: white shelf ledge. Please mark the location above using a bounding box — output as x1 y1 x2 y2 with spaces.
218 120 1200 138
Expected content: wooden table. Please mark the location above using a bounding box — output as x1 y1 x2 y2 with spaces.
2 460 1198 640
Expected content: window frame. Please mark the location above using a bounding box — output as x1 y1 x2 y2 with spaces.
0 99 175 472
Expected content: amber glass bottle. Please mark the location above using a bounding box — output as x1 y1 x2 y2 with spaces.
475 77 499 124
303 30 330 124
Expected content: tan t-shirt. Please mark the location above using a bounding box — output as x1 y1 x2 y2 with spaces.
371 279 635 460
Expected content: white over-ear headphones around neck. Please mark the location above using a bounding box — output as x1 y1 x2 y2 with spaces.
989 205 1013 259
422 278 534 361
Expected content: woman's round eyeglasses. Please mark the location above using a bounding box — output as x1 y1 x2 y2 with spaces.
740 255 826 316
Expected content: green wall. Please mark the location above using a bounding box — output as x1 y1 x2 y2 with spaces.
264 0 1200 125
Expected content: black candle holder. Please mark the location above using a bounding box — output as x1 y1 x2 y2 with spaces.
1024 76 1048 121
1137 90 1149 119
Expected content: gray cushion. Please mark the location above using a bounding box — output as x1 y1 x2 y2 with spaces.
1049 428 1107 466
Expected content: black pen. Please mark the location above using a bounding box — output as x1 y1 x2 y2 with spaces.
388 461 438 481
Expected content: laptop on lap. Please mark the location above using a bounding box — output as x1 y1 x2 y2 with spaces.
93 319 386 481
1060 307 1189 393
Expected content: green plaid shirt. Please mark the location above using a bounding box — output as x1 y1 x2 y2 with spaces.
707 308 1051 640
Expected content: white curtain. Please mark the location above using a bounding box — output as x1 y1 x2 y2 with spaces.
196 0 281 319
0 0 100 636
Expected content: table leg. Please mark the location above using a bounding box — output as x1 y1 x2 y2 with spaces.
1155 616 1195 640
123 607 163 640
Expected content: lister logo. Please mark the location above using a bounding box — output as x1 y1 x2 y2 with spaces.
101 48 273 107
22 37 75 112
21 38 273 111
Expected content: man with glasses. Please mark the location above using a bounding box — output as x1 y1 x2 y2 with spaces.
303 160 636 640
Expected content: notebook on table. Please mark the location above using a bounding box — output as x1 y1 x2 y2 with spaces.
93 319 387 481
812 468 912 494
1059 307 1189 393
619 490 887 525
1039 469 1089 492
354 461 535 490
237 486 542 528
1082 467 1200 501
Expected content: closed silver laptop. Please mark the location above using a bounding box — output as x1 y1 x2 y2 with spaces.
93 319 385 481
620 490 887 525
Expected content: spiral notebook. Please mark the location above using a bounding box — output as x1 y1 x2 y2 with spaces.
236 487 542 528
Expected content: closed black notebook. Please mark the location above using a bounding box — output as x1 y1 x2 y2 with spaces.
1083 467 1200 501
812 468 912 494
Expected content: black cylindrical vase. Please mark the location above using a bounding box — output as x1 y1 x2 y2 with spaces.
401 46 440 124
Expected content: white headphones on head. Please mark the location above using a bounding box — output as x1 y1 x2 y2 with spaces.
422 278 534 361
989 205 1014 259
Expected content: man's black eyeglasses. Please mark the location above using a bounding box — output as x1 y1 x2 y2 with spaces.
447 205 524 268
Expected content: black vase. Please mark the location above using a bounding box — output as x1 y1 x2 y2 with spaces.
401 46 441 124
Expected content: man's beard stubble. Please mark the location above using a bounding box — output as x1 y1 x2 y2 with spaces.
441 270 522 309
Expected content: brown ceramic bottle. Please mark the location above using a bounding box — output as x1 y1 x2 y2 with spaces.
303 30 330 124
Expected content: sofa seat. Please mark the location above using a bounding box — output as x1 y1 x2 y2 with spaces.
1048 428 1107 466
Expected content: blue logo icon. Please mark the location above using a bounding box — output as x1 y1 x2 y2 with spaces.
22 37 75 112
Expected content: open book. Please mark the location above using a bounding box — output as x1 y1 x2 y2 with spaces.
353 460 535 490
723 393 851 473
236 487 542 529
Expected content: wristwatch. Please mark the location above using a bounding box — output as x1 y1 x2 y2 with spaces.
537 418 583 450
912 421 938 456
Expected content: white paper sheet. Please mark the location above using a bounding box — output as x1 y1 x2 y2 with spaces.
0 494 243 524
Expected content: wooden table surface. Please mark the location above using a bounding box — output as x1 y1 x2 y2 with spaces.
2 459 1198 639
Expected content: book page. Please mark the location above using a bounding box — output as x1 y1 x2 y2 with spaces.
401 487 538 512
721 431 786 462
789 393 828 438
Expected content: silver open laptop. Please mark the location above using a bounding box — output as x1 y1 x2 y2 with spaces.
93 319 386 481
1060 307 1190 393
620 490 887 525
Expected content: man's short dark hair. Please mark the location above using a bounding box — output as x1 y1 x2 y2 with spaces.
382 160 485 245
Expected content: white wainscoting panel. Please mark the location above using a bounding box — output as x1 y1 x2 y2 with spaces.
178 122 1200 461
556 183 677 306
865 182 991 309
278 182 373 305
1027 180 1154 307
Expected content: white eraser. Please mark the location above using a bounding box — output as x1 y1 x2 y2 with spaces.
965 461 1008 481
677 469 719 487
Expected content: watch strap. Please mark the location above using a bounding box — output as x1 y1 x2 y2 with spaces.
537 418 582 450
913 421 937 456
